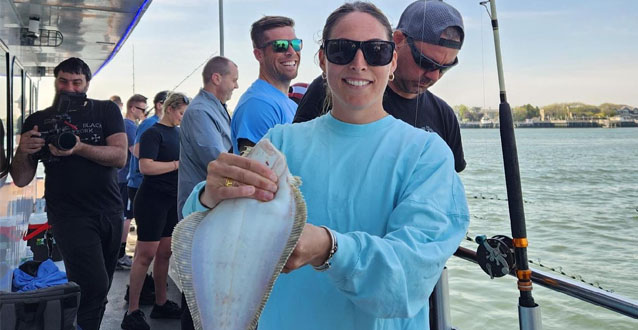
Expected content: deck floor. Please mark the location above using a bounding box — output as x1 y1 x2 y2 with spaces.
101 266 182 330
101 223 182 330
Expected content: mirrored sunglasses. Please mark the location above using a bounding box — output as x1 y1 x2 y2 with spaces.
406 36 458 74
261 39 303 52
323 39 395 66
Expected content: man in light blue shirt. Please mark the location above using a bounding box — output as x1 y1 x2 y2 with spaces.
177 56 238 330
231 16 300 154
178 56 238 221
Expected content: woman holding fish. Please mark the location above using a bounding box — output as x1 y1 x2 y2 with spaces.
183 2 469 329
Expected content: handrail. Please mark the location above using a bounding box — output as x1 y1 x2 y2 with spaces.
455 247 638 319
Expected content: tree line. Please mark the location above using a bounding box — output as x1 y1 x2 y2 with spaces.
454 102 631 122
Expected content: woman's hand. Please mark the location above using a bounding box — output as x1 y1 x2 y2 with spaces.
282 224 332 273
199 152 279 209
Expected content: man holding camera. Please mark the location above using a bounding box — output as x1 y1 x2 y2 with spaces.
11 57 127 330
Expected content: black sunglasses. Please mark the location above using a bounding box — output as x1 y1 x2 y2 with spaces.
134 106 147 112
260 39 303 52
405 36 458 74
322 39 395 66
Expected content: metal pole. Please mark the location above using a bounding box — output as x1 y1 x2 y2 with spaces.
219 0 224 56
429 268 453 330
132 44 135 93
483 1 541 328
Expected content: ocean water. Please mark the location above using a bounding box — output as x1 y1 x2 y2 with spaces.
449 128 638 329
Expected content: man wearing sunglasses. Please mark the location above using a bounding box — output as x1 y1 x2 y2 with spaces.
294 0 466 173
231 16 301 154
115 94 147 271
128 90 168 204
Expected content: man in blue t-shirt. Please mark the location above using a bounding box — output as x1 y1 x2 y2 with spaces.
231 16 300 154
114 94 146 270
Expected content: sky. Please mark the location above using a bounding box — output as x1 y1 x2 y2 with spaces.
38 0 638 112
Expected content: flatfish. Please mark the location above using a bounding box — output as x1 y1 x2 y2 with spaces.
172 139 307 330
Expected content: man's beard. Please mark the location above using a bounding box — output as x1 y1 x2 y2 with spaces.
51 91 88 112
52 87 88 107
394 77 434 95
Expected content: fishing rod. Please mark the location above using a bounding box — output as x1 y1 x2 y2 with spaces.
478 1 542 329
142 52 217 117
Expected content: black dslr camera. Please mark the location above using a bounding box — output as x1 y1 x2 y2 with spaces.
34 91 87 162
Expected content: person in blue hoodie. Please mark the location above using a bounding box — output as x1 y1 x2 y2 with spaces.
183 2 469 329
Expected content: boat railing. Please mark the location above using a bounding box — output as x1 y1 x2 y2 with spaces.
454 246 638 319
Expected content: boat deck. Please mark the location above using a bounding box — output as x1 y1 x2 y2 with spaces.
101 224 183 330
101 267 182 330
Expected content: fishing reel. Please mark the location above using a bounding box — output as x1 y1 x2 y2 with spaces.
475 235 515 279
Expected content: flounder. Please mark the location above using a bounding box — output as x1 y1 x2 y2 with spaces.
172 139 306 330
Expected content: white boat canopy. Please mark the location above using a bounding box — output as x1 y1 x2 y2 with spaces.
0 0 152 77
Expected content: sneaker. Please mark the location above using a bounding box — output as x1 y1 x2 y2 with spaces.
116 255 133 270
121 310 150 330
150 299 182 319
124 284 155 305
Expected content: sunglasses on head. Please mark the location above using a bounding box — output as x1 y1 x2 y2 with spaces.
322 39 395 66
260 39 303 52
405 36 458 74
180 95 190 105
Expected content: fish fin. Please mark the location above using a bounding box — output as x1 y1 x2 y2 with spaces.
171 211 207 330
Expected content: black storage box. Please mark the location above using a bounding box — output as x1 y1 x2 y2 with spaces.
0 282 80 330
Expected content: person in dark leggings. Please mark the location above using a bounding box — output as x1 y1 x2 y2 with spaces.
121 92 189 330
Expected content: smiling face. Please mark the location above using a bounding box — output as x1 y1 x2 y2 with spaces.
319 11 396 123
54 71 89 94
255 26 300 86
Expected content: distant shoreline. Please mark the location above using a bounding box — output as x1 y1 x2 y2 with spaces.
460 120 638 129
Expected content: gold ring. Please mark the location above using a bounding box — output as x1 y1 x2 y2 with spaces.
224 177 234 187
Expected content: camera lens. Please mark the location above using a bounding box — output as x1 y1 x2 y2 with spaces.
57 132 77 150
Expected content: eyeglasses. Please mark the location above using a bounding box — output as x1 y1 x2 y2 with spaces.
405 36 458 74
260 39 303 52
322 39 395 66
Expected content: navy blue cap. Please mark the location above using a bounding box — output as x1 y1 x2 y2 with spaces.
396 0 464 49
153 90 169 104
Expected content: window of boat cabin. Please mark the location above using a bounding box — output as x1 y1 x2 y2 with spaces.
11 58 24 153
32 81 38 115
0 49 8 176
25 76 31 116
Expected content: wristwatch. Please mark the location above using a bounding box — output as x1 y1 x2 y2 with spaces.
313 226 338 272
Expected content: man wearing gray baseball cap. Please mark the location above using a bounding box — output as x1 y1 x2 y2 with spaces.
294 0 466 172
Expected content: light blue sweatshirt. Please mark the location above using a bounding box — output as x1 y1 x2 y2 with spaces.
183 112 470 330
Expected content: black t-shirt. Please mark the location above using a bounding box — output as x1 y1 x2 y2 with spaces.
22 99 125 216
294 75 466 172
139 123 180 196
